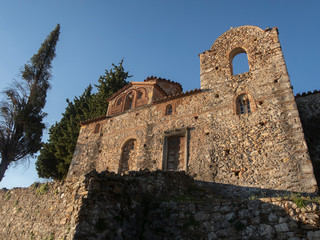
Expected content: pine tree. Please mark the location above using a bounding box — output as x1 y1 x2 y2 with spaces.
0 24 60 182
36 61 131 180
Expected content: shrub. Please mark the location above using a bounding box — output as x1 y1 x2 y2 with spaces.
291 193 306 208
36 183 49 195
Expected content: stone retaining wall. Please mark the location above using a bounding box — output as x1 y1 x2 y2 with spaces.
1 171 319 240
0 180 85 240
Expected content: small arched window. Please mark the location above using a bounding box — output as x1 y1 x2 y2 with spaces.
230 47 249 75
237 94 251 115
94 123 100 134
165 104 173 116
116 96 123 106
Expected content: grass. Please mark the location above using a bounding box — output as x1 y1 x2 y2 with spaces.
4 191 11 200
249 195 258 200
281 193 320 209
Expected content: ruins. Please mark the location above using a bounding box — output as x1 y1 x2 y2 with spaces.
67 25 319 193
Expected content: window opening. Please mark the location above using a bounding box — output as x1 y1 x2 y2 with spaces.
137 91 143 99
237 95 251 115
230 47 249 75
119 139 136 173
165 104 173 116
94 123 100 134
166 136 185 171
124 93 134 110
116 97 123 106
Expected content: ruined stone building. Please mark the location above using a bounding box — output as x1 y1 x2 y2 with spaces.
67 25 319 194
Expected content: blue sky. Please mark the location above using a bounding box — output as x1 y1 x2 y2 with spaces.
0 1 319 188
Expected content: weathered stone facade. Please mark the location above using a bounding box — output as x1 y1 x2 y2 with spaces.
68 25 318 194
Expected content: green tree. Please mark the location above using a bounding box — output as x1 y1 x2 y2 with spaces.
0 24 60 182
36 61 130 180
36 85 95 179
93 60 132 116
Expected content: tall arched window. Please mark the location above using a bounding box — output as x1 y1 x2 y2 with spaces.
237 94 251 115
124 92 134 110
137 90 143 99
119 139 137 173
230 47 249 75
165 104 173 116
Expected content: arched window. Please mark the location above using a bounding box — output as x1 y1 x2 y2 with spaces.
116 96 123 106
230 47 249 75
135 88 148 107
165 104 173 116
237 94 251 115
119 139 137 173
94 123 100 134
124 92 134 110
137 91 143 99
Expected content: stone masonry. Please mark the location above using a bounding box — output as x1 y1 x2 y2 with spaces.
1 171 320 240
296 91 320 187
68 26 318 194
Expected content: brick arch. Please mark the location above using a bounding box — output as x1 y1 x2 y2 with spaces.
118 138 139 173
135 87 148 107
124 89 137 111
108 94 126 115
115 94 125 107
233 91 257 115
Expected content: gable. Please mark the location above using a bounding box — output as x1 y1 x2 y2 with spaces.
107 82 167 116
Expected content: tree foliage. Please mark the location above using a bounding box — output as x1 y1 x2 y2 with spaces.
36 60 130 180
0 24 60 182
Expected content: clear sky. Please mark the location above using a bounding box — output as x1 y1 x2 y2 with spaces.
0 0 319 189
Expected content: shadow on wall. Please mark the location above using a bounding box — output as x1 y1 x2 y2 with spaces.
196 181 318 200
298 112 320 190
73 170 320 240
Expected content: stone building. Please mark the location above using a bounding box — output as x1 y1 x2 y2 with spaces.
67 25 319 193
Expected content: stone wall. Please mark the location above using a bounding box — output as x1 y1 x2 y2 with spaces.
74 171 320 240
296 91 320 186
0 180 86 240
1 171 319 240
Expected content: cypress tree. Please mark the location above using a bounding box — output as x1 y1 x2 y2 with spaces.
0 24 60 182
